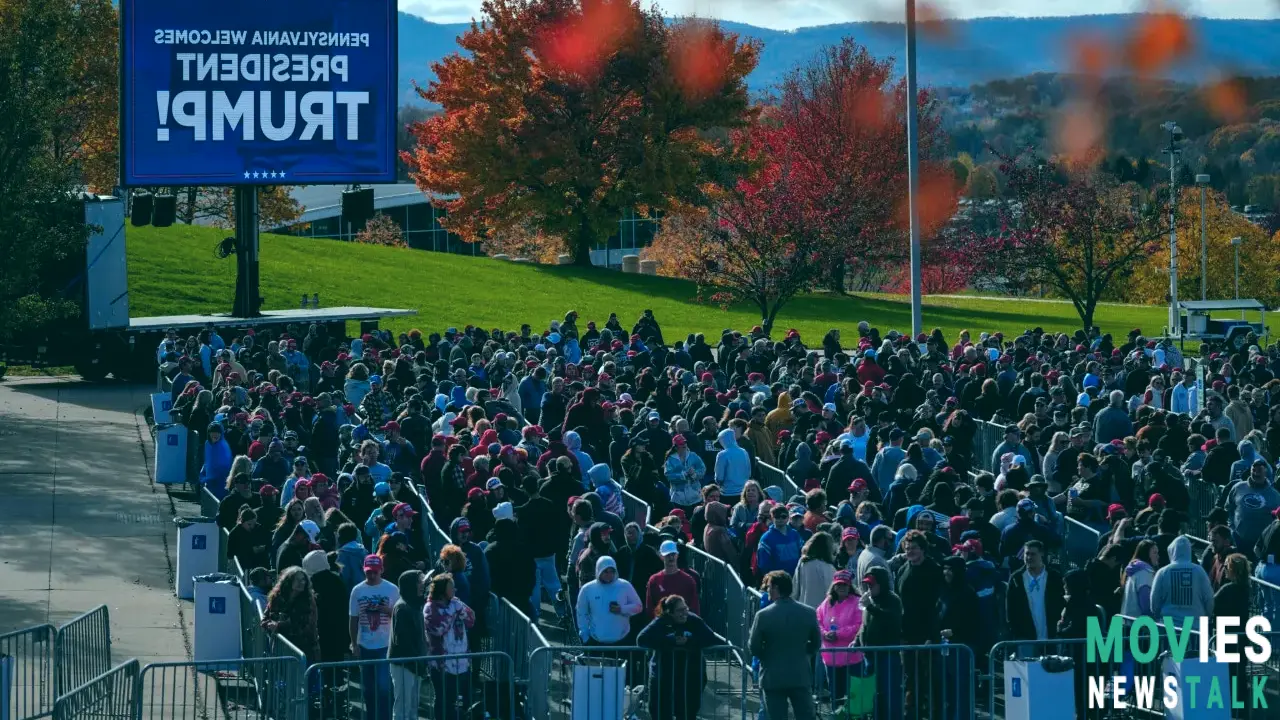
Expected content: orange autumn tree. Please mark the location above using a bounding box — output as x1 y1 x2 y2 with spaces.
405 0 760 265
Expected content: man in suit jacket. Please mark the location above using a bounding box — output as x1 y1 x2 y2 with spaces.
748 570 822 720
1006 539 1065 641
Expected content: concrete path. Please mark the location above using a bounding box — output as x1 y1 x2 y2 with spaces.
0 377 196 665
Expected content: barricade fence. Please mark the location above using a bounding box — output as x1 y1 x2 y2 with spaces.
621 489 652 528
0 623 55 720
527 644 750 720
1062 516 1101 571
136 657 305 720
51 659 139 720
305 651 515 720
974 419 1010 474
815 644 975 720
1186 477 1218 538
488 596 552 689
53 605 112 699
757 462 800 504
988 638 1115 720
683 545 745 644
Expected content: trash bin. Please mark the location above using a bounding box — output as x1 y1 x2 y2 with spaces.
151 393 175 425
155 423 188 485
1003 656 1075 720
194 573 242 663
174 517 218 600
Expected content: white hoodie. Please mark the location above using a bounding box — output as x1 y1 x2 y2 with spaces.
575 556 642 643
1151 536 1215 622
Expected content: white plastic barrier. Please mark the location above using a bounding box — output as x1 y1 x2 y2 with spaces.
174 517 218 600
193 574 242 662
154 424 188 485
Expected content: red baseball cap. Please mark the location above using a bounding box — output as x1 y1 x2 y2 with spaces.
393 502 417 517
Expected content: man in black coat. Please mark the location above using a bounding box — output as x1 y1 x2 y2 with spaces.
1006 539 1066 641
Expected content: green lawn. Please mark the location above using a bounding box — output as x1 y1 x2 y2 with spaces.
128 224 1189 342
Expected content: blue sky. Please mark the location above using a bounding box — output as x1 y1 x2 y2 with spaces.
401 0 1277 30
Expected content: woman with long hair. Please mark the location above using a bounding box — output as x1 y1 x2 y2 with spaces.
261 566 320 661
1121 539 1159 617
1042 432 1070 494
271 499 305 560
637 594 722 720
224 455 253 493
794 532 837 608
729 481 763 538
425 573 475 720
377 531 414 586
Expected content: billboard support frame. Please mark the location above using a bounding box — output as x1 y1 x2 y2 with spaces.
231 186 261 318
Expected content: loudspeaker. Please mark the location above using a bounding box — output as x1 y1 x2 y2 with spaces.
131 192 153 226
340 187 375 236
153 194 176 227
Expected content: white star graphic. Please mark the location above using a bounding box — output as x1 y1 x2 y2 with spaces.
253 171 261 179
244 171 251 179
271 171 279 179
278 170 287 179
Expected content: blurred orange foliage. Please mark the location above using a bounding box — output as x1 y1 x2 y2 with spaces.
537 0 637 78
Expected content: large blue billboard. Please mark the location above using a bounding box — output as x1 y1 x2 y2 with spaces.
120 0 398 186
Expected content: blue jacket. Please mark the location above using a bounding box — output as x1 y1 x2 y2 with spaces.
337 540 367 592
870 446 905 492
252 456 291 488
714 429 752 497
200 439 233 496
756 526 803 576
518 376 547 419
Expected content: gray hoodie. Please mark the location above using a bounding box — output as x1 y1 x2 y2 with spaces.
389 570 427 666
1150 536 1214 622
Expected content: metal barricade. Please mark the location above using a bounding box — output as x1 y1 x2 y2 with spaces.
1062 516 1101 571
306 651 514 720
1250 576 1280 629
684 545 737 640
988 638 1117 720
488 596 552 688
757 462 800 503
50 659 139 720
528 644 749 720
975 420 1010 473
136 657 306 720
0 624 55 720
53 605 111 698
620 489 652 528
200 486 220 521
743 588 764 656
1185 477 1218 538
815 644 975 720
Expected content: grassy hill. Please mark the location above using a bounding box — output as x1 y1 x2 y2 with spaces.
128 224 1182 341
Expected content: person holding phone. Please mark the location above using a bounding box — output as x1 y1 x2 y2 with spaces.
576 556 642 647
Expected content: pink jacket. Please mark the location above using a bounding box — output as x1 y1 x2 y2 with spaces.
815 595 864 666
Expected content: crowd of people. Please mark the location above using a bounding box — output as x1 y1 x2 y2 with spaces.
158 311 1280 719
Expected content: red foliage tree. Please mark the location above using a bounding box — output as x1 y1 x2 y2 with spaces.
773 38 955 293
671 111 842 335
404 0 759 265
952 152 1167 332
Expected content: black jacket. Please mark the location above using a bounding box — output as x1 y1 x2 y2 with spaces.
1006 567 1065 641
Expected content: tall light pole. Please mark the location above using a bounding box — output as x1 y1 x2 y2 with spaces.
1231 235 1242 314
1161 121 1183 336
904 0 923 339
1196 174 1210 300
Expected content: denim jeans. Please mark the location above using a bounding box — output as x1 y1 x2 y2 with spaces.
357 645 392 720
530 554 565 620
389 663 421 720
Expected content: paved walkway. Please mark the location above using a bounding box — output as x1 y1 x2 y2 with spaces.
0 377 195 665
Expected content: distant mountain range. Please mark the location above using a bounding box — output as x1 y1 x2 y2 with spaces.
396 12 1280 106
